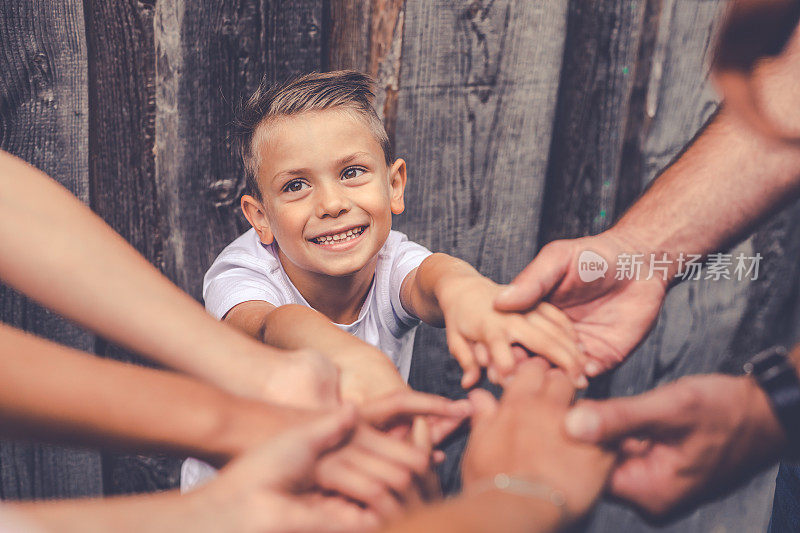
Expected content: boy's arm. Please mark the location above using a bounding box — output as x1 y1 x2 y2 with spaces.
225 301 406 402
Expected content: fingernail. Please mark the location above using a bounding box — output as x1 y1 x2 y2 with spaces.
585 361 602 376
565 407 600 440
575 375 589 389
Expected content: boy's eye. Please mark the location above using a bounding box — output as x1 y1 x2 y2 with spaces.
283 179 309 193
341 167 365 180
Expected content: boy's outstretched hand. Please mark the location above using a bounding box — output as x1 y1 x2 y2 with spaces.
439 277 588 388
404 254 588 389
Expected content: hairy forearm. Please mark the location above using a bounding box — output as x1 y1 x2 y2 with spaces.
0 151 281 392
383 490 562 533
0 323 302 464
407 253 486 326
612 108 800 271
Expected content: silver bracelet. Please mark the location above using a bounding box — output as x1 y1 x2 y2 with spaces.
469 473 567 509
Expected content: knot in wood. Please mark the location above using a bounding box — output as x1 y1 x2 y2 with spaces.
208 178 238 205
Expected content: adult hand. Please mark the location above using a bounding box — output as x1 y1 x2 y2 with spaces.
194 406 379 533
494 230 667 375
316 390 471 518
564 374 786 515
462 359 614 521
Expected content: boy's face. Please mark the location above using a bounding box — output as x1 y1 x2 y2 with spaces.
241 109 406 278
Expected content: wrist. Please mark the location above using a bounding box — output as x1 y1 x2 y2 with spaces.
599 226 677 289
462 482 564 532
435 273 495 310
743 347 797 458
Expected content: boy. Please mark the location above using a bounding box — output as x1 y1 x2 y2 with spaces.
203 70 587 399
183 70 586 496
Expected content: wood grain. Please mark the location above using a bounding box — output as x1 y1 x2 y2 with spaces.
538 0 648 243
0 0 102 499
394 0 570 493
84 0 182 495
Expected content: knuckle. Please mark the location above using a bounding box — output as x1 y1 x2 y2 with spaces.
673 382 703 412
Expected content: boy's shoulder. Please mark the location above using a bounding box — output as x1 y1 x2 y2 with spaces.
380 230 432 269
214 228 280 269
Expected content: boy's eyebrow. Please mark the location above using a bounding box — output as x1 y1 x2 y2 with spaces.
271 152 374 183
333 151 372 167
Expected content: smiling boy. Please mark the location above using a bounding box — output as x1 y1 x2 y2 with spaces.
203 71 588 403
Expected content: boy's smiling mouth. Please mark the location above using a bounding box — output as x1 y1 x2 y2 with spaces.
308 225 368 246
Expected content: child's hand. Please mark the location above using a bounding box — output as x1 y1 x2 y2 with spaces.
438 276 588 388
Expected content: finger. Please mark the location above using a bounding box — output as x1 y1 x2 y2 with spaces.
487 333 516 377
501 357 549 403
467 388 499 427
432 450 446 464
411 416 432 453
473 342 490 367
533 302 580 344
608 456 676 516
447 330 480 388
541 368 575 405
353 425 429 477
564 393 684 444
494 241 571 311
426 415 468 446
360 390 472 429
510 314 588 388
511 345 529 362
620 437 652 456
340 449 416 501
315 458 404 519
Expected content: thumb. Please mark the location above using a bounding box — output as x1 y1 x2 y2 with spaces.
494 240 571 311
564 393 680 445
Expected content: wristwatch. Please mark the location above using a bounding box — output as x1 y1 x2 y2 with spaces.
744 345 800 453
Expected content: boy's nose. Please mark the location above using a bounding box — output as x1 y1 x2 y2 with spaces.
315 183 351 218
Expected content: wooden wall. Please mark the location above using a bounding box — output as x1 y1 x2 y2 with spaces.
2 0 799 530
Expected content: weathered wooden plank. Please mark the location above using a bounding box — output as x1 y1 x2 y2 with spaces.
0 0 102 499
264 0 324 83
538 0 648 244
83 0 183 495
394 0 570 493
327 0 405 140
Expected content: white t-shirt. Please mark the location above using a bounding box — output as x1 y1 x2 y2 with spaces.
202 228 432 380
182 228 432 494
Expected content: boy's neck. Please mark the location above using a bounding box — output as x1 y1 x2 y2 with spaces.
277 250 377 324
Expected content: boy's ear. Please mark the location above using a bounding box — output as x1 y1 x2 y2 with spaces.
388 158 407 215
241 194 274 245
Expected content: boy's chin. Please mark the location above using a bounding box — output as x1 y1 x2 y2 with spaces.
306 254 373 277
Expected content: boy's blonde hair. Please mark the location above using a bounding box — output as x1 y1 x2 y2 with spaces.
235 70 393 200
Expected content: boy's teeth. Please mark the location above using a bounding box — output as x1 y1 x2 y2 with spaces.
314 226 364 244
